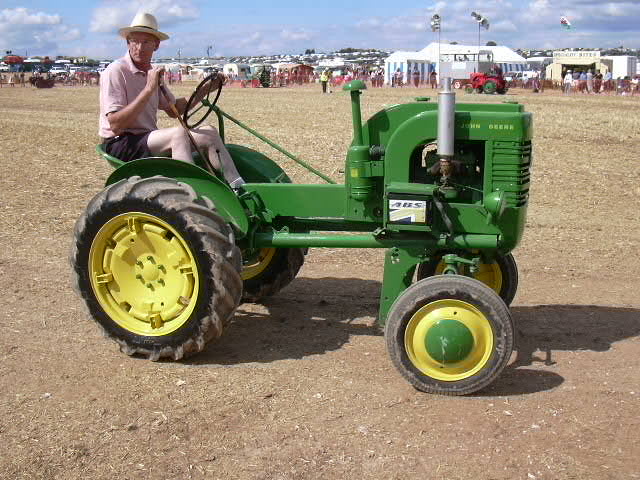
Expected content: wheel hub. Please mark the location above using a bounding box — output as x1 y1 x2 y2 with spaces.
404 299 494 381
89 213 199 336
425 319 474 364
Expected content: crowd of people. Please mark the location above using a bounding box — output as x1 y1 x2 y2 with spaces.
0 69 99 87
562 69 639 95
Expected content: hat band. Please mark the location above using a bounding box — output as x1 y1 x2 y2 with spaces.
131 25 158 32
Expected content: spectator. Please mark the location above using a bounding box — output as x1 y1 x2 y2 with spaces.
430 71 438 89
538 67 546 93
320 69 329 93
393 68 403 87
412 67 420 87
603 71 613 94
563 70 573 95
578 71 587 93
594 72 603 93
586 69 594 94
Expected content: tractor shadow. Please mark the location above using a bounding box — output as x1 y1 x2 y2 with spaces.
188 278 640 396
188 276 383 366
482 304 640 396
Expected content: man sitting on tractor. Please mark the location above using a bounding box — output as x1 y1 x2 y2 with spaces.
99 12 245 189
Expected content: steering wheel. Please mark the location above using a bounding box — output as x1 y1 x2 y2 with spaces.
183 73 223 129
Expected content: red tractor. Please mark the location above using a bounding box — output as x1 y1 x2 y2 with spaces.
466 72 508 94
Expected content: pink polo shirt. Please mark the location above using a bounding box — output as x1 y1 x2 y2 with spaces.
99 53 175 138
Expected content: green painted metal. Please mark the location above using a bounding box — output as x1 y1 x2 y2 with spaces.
426 320 474 363
226 144 291 184
105 158 250 236
342 79 367 92
213 106 336 184
379 248 423 325
253 232 497 249
245 183 345 218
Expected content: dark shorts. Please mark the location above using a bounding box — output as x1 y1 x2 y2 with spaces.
103 132 152 162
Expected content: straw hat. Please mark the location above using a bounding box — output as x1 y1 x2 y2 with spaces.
119 12 169 41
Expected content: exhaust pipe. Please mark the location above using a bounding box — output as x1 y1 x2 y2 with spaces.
437 77 455 158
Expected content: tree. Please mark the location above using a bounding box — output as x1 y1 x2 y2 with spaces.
486 41 497 46
450 41 458 45
304 48 316 55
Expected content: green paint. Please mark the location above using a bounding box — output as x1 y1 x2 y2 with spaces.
426 320 474 364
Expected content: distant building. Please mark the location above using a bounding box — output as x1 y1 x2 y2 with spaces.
547 51 637 80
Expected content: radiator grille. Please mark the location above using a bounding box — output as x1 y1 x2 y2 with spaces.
491 141 532 207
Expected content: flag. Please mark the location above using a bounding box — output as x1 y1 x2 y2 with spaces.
560 16 571 29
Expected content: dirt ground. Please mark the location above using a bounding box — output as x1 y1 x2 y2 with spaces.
0 82 638 480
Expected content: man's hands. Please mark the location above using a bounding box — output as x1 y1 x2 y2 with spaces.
146 66 165 92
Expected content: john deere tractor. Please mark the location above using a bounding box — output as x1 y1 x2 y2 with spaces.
71 75 532 395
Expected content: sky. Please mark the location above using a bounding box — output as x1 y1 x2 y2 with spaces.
1 1 639 60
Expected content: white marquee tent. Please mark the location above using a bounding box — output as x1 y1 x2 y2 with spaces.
384 43 529 84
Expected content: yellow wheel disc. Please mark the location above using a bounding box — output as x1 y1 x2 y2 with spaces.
241 248 276 280
89 213 199 336
435 260 503 295
405 299 494 381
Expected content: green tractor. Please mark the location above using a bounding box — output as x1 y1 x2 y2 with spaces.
71 75 532 395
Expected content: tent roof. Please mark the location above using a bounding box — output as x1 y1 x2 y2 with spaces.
417 43 527 62
384 50 432 63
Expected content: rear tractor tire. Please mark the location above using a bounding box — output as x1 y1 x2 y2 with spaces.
483 81 497 94
71 176 242 361
385 276 514 395
241 247 305 302
417 253 518 306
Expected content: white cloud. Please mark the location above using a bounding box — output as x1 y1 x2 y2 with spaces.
89 0 198 34
0 8 61 26
280 29 312 42
0 8 80 56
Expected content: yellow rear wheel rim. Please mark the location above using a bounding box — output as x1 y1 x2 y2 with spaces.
405 299 494 381
241 248 276 280
435 260 503 294
89 213 199 336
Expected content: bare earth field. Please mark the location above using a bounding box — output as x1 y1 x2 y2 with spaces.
0 82 638 479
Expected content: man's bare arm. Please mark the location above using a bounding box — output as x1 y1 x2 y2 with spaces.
107 66 164 134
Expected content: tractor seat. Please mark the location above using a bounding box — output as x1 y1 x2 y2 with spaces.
96 143 204 169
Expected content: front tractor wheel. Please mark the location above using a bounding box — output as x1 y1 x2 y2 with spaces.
71 176 242 360
385 276 514 395
241 247 305 302
417 253 518 306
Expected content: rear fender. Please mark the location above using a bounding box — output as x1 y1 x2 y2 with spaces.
105 158 249 237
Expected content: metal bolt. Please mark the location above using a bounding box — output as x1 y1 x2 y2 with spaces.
147 256 155 263
146 283 154 290
158 279 165 286
136 274 143 280
136 261 143 267
158 265 165 272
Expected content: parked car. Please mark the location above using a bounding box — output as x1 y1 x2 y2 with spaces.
49 66 68 76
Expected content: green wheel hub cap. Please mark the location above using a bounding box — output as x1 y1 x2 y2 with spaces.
89 213 199 336
425 319 474 363
405 299 494 381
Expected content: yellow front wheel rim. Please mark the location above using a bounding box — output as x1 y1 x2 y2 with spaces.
405 299 494 381
89 213 199 336
435 260 503 295
241 248 276 280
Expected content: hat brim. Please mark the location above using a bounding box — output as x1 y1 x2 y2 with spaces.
119 26 169 41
